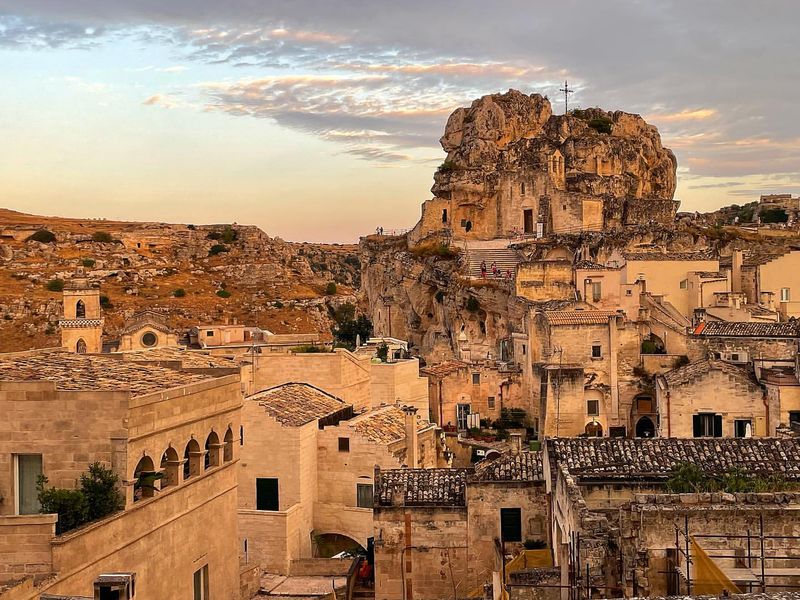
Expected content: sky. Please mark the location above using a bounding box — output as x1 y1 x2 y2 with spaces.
0 1 798 243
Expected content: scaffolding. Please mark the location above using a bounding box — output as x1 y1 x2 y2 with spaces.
671 514 800 596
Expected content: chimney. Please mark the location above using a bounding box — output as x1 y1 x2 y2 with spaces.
510 432 523 456
403 406 419 468
731 250 743 293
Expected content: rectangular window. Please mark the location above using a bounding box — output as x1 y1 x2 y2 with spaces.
488 396 496 409
256 478 279 511
625 289 633 296
357 483 374 508
592 281 602 303
16 454 42 515
591 344 602 358
692 413 722 438
338 437 350 452
679 279 688 290
587 400 600 416
781 288 791 302
734 419 752 438
472 373 480 385
522 344 527 355
193 564 209 600
456 403 470 431
206 330 214 336
500 508 522 542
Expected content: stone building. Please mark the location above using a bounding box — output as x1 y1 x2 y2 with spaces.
59 276 103 354
731 249 800 319
0 349 242 599
421 360 524 431
689 320 799 369
655 359 767 438
117 309 179 351
545 438 800 598
373 449 547 600
237 383 445 575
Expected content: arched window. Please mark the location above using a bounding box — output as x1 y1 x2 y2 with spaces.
521 182 526 196
160 447 180 488
223 428 234 462
205 431 221 469
635 416 656 439
76 339 87 354
585 421 603 438
184 439 202 480
133 455 157 502
76 300 86 318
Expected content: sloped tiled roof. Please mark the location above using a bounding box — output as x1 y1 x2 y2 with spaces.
346 405 434 445
550 438 800 480
248 383 349 427
660 359 760 388
693 321 799 338
544 310 619 326
121 347 238 369
0 351 213 397
375 468 470 507
420 360 470 378
473 451 544 482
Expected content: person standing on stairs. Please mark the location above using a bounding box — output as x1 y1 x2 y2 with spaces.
481 260 487 279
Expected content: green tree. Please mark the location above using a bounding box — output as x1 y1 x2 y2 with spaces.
209 244 229 256
332 314 373 350
81 258 96 268
37 476 88 535
376 343 389 362
80 462 124 522
91 231 114 243
325 282 337 295
46 279 65 292
173 288 186 298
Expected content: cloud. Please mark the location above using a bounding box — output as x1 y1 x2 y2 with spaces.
649 108 718 123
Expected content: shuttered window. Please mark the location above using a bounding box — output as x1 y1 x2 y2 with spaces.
692 413 722 438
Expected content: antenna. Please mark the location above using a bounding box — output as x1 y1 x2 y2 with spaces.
559 80 574 115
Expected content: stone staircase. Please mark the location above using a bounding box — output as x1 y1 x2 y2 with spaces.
465 247 521 279
352 587 375 600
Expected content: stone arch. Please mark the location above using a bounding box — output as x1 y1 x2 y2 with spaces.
313 532 366 558
160 446 180 489
184 438 202 480
133 455 157 502
75 300 86 318
635 416 656 438
205 431 221 469
76 338 87 354
223 427 234 462
585 421 603 437
641 332 666 355
543 246 573 262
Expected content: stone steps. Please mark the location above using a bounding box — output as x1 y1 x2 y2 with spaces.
465 247 521 278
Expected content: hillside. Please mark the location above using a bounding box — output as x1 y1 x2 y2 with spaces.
0 209 361 351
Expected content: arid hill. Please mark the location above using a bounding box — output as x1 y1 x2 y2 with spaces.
0 209 360 351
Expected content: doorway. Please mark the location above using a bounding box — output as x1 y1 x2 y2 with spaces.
456 403 470 431
523 209 534 234
635 416 656 438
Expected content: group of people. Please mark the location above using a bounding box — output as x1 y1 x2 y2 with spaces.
480 260 513 280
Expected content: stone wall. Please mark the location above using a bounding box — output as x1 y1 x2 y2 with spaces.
369 360 429 414
0 515 56 584
515 261 574 302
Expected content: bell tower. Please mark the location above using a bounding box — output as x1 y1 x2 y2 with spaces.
60 270 104 353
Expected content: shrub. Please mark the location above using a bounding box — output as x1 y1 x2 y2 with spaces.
497 408 527 429
207 231 222 240
99 295 112 309
46 278 65 292
273 300 284 309
468 427 482 438
410 241 458 259
437 160 458 174
760 208 789 224
325 282 337 295
220 225 238 244
216 289 231 298
209 244 229 256
37 478 88 535
173 288 186 298
332 314 373 350
588 116 613 134
81 258 95 268
91 231 114 243
291 344 329 353
27 229 56 244
376 343 389 362
187 224 196 230
80 462 124 522
344 255 361 269
674 355 690 368
466 297 480 313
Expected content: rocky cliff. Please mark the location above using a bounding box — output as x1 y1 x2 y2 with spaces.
0 209 360 351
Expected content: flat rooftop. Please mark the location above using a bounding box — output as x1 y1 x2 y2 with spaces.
0 351 215 397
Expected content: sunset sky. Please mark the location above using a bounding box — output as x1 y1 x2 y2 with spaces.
1 1 798 242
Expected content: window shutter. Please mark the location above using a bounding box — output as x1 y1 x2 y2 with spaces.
713 414 723 438
692 415 702 438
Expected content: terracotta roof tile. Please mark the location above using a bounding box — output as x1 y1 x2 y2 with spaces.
0 351 213 397
660 359 760 388
420 360 470 378
623 251 717 262
248 383 350 427
692 321 799 338
550 438 800 480
121 347 238 369
544 310 619 326
473 451 544 482
375 468 470 507
346 406 434 445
